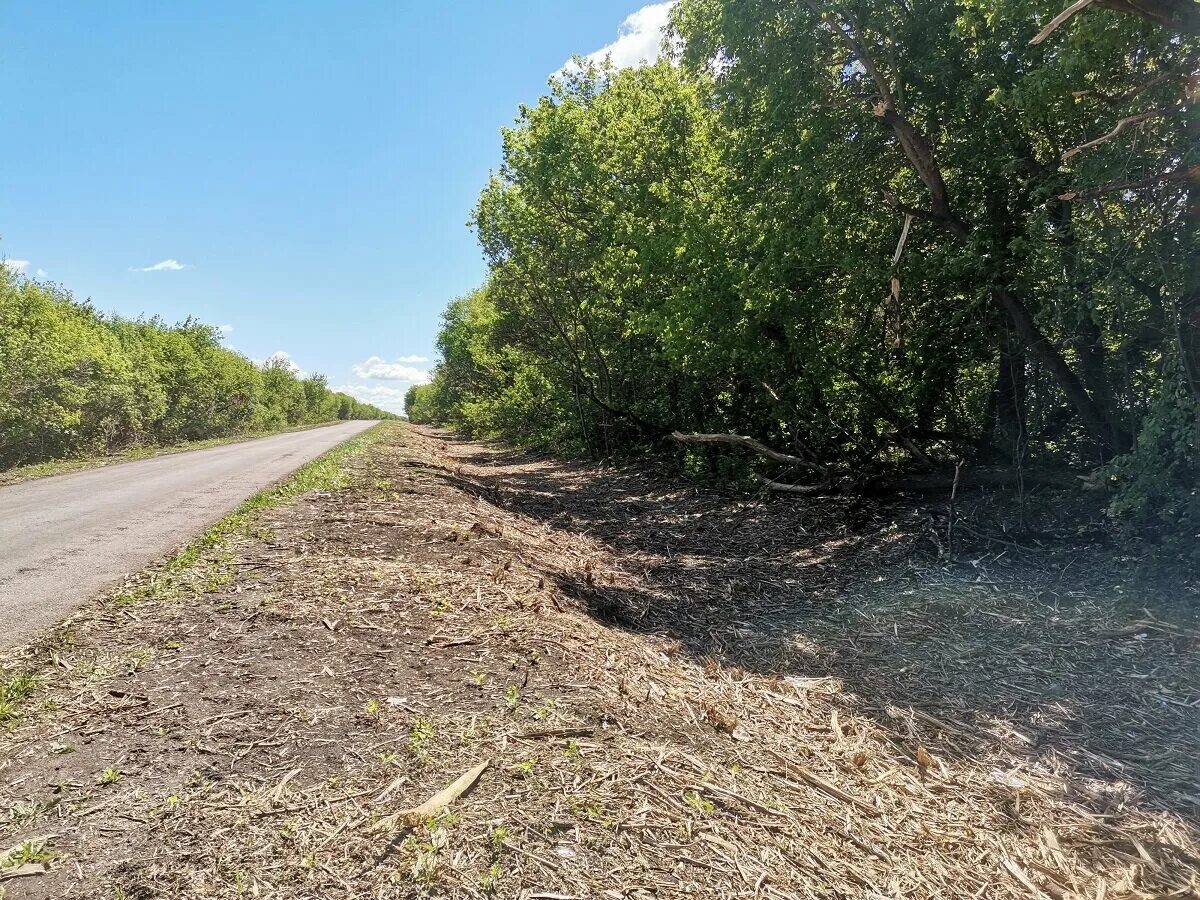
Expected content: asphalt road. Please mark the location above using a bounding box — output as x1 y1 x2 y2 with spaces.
0 420 378 650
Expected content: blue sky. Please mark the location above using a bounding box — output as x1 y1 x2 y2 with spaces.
0 1 674 412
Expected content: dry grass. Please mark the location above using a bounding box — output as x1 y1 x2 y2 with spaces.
0 422 1196 899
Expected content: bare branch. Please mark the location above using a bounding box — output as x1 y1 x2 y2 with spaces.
1033 0 1200 38
1058 164 1199 201
1030 0 1098 45
754 473 833 494
1063 109 1170 160
671 431 827 473
891 212 914 268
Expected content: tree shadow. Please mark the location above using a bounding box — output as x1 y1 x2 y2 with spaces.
416 428 1200 823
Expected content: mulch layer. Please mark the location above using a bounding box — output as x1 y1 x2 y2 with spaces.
1 422 1197 899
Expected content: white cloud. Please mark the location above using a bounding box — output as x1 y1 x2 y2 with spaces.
130 258 187 272
558 2 676 77
35 268 48 279
216 323 234 337
352 355 431 382
2 259 29 273
332 383 410 415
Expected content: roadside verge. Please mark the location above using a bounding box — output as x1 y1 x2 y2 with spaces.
1 421 1195 898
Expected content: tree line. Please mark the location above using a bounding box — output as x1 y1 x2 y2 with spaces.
407 0 1198 538
1 268 392 469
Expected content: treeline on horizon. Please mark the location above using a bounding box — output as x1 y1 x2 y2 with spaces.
0 268 392 469
407 0 1199 539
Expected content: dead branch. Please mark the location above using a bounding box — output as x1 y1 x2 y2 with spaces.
1058 164 1199 201
891 213 915 268
1063 109 1171 160
1030 0 1099 44
671 431 827 474
1032 0 1199 40
754 473 833 494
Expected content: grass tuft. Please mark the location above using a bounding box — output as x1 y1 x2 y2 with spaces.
0 673 37 724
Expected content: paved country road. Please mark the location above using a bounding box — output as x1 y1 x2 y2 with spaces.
0 420 378 651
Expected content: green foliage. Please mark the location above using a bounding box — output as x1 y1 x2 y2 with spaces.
416 0 1197 536
1107 372 1200 557
0 268 393 468
404 383 442 424
0 671 38 723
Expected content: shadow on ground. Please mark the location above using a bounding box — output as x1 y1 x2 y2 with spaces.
419 428 1200 822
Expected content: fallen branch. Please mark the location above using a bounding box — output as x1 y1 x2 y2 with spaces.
373 759 489 833
671 431 827 474
755 473 832 494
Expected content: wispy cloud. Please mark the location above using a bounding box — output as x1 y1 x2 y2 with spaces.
558 2 676 77
2 259 29 273
352 355 431 382
35 268 48 279
332 383 410 415
130 258 187 272
216 324 234 337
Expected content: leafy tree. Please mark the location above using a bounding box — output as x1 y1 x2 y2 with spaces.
0 269 393 469
417 0 1196 538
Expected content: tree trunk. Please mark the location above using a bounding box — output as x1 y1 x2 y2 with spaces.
1056 200 1119 449
991 288 1131 454
992 330 1028 463
1179 141 1200 410
825 8 1137 455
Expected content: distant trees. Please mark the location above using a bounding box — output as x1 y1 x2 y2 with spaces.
412 0 1197 536
0 269 390 468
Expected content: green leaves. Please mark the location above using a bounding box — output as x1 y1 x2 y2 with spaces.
421 0 1194 503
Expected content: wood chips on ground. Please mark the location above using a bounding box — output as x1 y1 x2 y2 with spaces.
1 422 1197 899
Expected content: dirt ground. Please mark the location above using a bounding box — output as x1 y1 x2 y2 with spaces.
1 422 1197 899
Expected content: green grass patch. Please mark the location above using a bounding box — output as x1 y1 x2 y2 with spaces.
0 837 55 872
0 672 38 724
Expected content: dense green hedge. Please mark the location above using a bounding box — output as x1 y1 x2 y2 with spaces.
409 0 1198 544
0 269 390 469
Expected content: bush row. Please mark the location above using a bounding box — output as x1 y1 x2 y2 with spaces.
0 270 390 468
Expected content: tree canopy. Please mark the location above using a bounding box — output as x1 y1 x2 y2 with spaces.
411 0 1197 538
